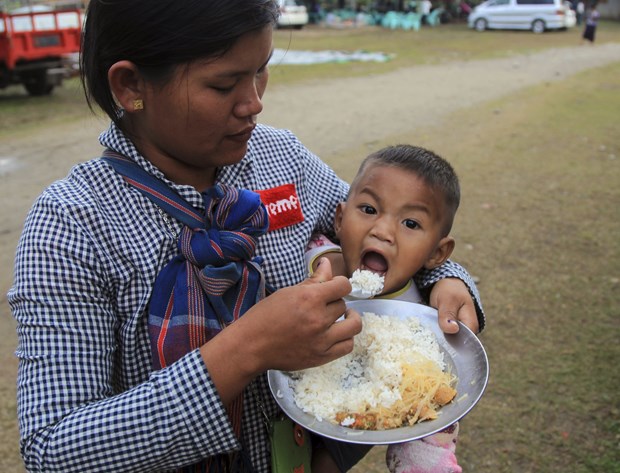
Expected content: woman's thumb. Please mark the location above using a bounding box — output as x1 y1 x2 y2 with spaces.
311 257 333 284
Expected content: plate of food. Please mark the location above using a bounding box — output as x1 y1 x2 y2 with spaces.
267 299 489 444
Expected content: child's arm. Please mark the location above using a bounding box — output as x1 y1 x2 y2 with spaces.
415 261 485 333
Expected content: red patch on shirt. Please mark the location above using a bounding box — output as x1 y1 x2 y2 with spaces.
255 184 305 231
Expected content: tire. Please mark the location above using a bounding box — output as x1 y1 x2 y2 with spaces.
474 18 487 31
532 19 545 34
22 71 54 96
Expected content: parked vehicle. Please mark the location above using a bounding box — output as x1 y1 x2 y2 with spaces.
0 7 83 95
468 0 576 33
277 0 309 29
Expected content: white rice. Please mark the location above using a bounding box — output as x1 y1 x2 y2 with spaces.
349 269 384 297
290 312 445 423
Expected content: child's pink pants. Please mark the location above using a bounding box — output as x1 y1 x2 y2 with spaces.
386 423 461 473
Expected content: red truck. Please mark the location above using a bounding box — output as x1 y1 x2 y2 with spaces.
0 7 83 96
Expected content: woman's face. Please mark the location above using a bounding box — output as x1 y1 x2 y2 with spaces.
132 26 273 189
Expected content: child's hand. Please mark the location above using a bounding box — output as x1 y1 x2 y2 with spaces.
429 278 479 334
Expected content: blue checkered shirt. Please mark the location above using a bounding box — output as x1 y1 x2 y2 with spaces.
9 123 484 472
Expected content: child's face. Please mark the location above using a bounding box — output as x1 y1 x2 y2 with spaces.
335 164 454 295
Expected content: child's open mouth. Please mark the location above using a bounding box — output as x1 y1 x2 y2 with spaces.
361 251 388 276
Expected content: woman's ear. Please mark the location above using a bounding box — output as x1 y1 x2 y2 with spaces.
424 236 455 270
108 60 144 112
334 202 346 238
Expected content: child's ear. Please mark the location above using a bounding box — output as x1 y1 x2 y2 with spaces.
334 202 346 238
424 236 455 270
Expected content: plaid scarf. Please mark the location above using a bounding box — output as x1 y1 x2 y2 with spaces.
103 150 268 472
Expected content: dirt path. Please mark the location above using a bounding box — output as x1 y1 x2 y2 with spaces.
1 42 619 298
261 43 620 158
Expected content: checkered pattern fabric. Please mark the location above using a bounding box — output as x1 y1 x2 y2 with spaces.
101 152 269 371
9 122 484 472
103 153 270 472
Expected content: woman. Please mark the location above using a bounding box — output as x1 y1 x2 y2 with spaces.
9 1 484 471
582 3 600 44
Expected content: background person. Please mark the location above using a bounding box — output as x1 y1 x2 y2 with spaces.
421 0 433 24
582 2 600 44
576 0 585 25
8 0 483 471
458 0 472 20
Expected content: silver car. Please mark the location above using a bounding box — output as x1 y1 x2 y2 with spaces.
468 0 576 33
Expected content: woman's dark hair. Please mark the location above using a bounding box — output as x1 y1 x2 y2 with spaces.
80 0 279 128
353 144 461 234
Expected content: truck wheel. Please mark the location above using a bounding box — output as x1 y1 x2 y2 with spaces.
22 71 54 96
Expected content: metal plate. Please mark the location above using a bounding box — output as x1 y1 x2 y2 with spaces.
268 299 489 444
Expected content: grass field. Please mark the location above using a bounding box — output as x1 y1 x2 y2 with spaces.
1 21 619 473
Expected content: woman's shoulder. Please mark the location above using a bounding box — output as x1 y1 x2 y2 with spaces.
37 158 124 210
247 124 312 167
250 124 302 149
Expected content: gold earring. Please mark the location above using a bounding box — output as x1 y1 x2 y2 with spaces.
133 99 144 111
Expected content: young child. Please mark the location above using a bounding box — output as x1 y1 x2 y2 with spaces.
305 144 467 473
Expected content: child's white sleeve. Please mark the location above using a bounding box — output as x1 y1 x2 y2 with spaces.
304 234 342 276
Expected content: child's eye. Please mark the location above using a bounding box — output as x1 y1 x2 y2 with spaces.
403 219 420 230
360 205 376 215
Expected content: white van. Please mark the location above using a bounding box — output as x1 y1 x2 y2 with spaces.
468 0 576 33
277 0 309 29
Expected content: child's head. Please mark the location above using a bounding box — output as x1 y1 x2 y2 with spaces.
335 144 460 295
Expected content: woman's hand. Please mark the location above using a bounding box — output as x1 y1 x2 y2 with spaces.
248 257 362 371
200 258 362 403
429 277 479 335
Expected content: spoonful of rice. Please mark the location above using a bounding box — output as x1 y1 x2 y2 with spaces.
348 269 384 299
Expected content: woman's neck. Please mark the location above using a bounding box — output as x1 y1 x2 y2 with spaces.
129 136 217 191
